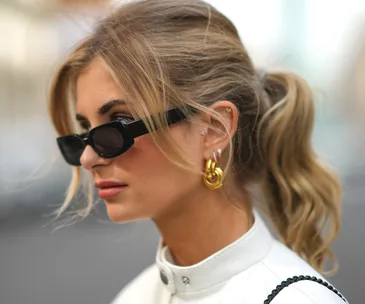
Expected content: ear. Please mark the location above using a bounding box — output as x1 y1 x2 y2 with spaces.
202 101 239 160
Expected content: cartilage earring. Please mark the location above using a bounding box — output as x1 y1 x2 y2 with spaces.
225 108 232 113
200 130 206 136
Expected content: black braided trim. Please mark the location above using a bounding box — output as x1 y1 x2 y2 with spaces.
264 275 347 304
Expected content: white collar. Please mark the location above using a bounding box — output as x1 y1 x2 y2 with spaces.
155 209 274 295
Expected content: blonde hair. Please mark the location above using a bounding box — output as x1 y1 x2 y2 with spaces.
49 0 341 273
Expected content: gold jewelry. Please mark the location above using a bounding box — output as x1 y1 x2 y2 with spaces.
203 158 223 190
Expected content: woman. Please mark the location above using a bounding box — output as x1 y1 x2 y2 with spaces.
49 0 347 303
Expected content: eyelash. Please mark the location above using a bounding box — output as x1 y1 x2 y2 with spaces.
113 114 134 123
79 113 134 131
80 122 90 131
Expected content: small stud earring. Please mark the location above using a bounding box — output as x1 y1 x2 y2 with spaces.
225 108 232 113
200 130 206 136
212 148 222 162
217 148 222 158
213 151 218 163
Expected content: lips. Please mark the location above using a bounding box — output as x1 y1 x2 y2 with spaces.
95 181 128 199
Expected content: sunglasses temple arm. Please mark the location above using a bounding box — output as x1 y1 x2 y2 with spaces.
127 120 149 138
127 107 194 138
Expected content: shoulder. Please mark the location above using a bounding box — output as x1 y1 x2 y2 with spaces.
221 240 347 303
110 264 161 304
263 241 347 303
268 280 347 303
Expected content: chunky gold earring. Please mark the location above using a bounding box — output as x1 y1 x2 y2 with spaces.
203 158 224 190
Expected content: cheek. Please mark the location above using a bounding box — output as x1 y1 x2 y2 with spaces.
130 133 202 187
123 123 203 177
110 130 203 217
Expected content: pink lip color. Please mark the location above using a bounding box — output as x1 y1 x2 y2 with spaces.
98 185 127 199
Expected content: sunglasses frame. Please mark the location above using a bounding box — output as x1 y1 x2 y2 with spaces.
56 107 196 166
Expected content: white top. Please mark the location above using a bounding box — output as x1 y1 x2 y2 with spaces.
111 211 347 303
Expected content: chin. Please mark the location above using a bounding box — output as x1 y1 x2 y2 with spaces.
104 200 143 223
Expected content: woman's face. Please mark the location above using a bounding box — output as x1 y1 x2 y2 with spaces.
75 57 207 223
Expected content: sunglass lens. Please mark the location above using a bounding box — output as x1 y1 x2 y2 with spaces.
58 136 85 166
91 126 124 157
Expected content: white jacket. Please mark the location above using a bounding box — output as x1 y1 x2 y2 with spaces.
111 211 348 303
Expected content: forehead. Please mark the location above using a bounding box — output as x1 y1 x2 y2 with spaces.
75 57 126 114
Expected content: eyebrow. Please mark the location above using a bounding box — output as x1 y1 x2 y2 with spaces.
76 99 127 121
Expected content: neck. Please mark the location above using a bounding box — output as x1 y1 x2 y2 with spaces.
153 189 253 266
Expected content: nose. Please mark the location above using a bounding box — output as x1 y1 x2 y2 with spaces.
80 145 110 170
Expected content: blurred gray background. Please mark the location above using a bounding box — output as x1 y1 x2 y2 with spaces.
0 0 364 303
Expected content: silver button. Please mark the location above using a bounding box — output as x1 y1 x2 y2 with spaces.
182 276 190 285
160 270 169 285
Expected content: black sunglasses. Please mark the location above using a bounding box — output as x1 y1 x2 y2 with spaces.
57 107 196 166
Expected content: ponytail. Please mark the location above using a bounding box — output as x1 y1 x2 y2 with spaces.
258 72 342 274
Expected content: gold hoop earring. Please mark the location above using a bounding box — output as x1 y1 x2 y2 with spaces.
203 158 224 190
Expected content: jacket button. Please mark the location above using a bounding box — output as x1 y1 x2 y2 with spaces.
160 269 169 285
182 276 190 285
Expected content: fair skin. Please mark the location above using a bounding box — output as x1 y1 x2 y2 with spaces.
76 57 253 266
